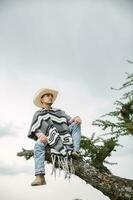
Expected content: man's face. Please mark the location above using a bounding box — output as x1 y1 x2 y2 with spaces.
41 93 54 105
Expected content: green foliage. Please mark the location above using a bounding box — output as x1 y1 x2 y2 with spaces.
92 73 133 137
80 134 119 173
81 73 133 173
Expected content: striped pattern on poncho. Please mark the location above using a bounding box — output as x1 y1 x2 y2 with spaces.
28 107 74 156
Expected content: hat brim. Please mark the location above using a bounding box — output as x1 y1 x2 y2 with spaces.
33 88 58 108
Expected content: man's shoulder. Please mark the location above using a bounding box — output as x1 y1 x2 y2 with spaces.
52 107 62 112
52 108 67 114
34 108 63 113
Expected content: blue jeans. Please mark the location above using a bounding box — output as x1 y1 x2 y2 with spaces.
34 123 81 175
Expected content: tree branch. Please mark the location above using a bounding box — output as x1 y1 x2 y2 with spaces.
17 148 133 200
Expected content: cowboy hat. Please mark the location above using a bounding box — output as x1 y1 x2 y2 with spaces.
33 88 58 108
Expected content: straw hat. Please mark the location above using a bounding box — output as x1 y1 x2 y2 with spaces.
33 88 58 108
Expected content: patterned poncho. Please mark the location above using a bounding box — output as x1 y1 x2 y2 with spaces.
28 107 74 156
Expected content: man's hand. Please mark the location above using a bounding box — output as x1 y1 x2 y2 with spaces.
35 132 48 144
69 116 82 124
39 134 48 144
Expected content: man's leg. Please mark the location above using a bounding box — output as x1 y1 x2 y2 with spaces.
69 123 81 152
31 139 46 186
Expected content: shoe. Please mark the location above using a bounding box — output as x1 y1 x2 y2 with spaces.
71 151 81 159
31 175 46 186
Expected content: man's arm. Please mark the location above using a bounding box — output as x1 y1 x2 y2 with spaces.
62 110 82 125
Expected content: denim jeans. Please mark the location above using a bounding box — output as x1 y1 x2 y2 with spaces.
34 123 81 175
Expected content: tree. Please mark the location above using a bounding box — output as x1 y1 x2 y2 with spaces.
17 73 133 200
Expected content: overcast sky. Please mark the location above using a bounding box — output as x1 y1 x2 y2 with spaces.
0 0 133 200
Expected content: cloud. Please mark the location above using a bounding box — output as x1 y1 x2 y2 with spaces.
107 154 133 179
0 124 17 138
0 160 32 176
0 0 132 98
112 135 133 157
0 168 109 200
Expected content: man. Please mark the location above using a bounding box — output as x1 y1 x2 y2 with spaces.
28 88 81 186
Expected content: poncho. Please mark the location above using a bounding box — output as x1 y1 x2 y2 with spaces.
28 107 74 156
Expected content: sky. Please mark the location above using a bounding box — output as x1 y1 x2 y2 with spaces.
0 0 133 200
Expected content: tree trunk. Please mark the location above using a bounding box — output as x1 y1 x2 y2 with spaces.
17 148 133 200
74 159 133 200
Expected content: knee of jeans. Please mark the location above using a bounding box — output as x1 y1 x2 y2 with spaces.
71 123 81 129
34 139 45 149
69 123 81 133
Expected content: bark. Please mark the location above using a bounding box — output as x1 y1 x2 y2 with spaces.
17 148 133 200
